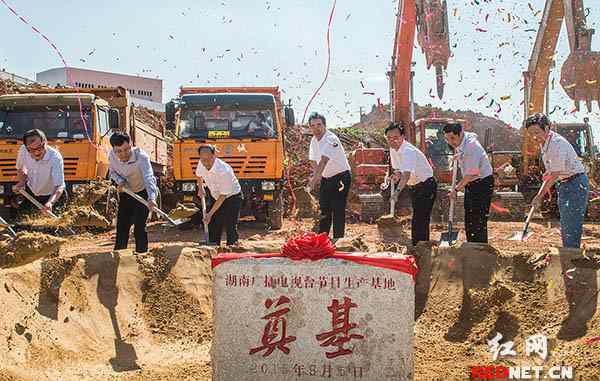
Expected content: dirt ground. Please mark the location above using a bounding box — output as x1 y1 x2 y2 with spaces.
1 218 599 380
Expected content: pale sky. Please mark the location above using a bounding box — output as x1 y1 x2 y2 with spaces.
1 0 599 144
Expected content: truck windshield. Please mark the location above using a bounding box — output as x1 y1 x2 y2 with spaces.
179 108 277 139
0 106 93 140
424 122 453 171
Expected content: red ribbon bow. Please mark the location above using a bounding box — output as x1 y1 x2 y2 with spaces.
281 233 336 260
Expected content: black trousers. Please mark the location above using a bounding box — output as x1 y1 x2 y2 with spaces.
409 177 438 246
115 189 149 253
464 175 494 243
208 193 242 246
319 170 351 239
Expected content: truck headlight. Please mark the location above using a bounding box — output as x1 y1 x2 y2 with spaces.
261 181 275 191
182 182 196 192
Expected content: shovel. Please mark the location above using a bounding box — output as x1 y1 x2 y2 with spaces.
121 187 185 227
509 204 536 241
200 190 210 244
390 178 397 215
440 157 459 247
19 189 76 235
0 215 17 239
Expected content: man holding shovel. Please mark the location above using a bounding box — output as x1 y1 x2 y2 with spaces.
195 145 242 246
525 113 589 248
384 122 437 246
443 123 494 243
14 129 65 216
109 132 158 254
307 112 352 239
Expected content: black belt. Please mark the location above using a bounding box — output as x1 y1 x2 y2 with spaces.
323 170 351 181
410 176 435 189
560 172 584 184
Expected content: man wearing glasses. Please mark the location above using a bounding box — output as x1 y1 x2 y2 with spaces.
109 132 158 254
14 129 65 216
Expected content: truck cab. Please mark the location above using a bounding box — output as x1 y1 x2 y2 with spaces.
0 92 116 213
0 87 167 218
167 87 294 230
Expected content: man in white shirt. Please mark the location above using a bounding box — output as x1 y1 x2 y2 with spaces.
14 129 65 216
384 122 438 246
444 123 494 243
307 112 352 239
196 145 243 245
525 113 589 248
109 132 158 254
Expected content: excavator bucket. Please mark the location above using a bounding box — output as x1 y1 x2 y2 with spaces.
561 51 600 111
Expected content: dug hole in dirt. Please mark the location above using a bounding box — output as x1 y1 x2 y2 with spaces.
0 232 599 380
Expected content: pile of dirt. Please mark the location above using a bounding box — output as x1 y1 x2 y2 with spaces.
334 235 369 252
0 78 45 96
138 248 212 344
70 179 114 207
0 232 66 268
59 206 111 228
168 203 199 220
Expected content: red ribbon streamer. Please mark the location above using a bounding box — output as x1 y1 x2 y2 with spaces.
212 233 419 281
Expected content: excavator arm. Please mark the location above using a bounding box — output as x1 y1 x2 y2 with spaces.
522 0 600 179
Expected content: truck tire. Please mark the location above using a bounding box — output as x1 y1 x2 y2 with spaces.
268 190 284 230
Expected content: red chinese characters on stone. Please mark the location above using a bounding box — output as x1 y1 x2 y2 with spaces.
249 296 297 357
315 297 364 359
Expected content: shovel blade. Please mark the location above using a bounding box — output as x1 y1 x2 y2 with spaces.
440 231 459 247
508 231 533 241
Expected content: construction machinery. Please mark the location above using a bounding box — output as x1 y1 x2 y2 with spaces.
166 87 295 230
352 0 464 221
520 0 600 196
485 0 600 220
0 86 168 219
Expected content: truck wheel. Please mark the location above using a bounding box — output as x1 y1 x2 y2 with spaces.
268 191 284 230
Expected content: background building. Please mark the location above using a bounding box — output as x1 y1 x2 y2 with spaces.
36 67 164 111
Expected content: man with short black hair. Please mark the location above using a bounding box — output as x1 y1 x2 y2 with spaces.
307 112 352 239
14 129 65 216
384 122 437 245
109 132 158 254
443 123 494 243
525 113 589 248
196 144 242 246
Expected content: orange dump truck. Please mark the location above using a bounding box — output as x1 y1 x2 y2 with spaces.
166 86 295 229
0 86 167 217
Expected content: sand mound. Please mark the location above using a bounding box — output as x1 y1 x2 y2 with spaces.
0 245 215 380
334 236 368 252
71 179 114 207
0 232 66 268
138 248 212 344
168 203 199 220
59 206 111 228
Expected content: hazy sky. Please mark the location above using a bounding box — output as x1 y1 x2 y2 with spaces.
1 0 599 144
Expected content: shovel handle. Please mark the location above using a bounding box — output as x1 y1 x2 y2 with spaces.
121 187 177 225
448 155 459 225
0 215 17 239
19 189 59 219
521 205 536 236
200 191 209 241
390 179 396 215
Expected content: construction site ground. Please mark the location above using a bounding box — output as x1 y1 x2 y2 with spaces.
1 218 600 381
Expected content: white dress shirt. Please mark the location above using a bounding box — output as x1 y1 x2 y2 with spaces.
541 131 586 180
308 130 351 178
196 158 241 198
390 140 434 186
16 144 65 196
456 132 493 180
109 147 158 202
